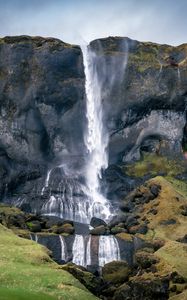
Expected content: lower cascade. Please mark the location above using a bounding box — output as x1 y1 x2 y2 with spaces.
59 235 66 262
98 235 121 267
72 235 86 267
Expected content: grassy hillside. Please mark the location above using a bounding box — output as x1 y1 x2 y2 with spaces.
0 224 98 300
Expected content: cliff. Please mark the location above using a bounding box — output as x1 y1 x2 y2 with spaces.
0 34 187 215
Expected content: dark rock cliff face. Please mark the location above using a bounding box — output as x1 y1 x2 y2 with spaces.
90 37 187 164
0 35 187 212
0 36 85 206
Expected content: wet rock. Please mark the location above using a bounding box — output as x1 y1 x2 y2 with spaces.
90 217 107 228
102 260 131 284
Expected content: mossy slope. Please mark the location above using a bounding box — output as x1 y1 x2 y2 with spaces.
0 224 98 300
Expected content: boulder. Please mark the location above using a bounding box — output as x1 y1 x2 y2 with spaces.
90 217 107 228
102 260 131 284
90 225 107 235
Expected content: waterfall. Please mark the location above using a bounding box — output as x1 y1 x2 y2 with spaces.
86 235 91 266
41 178 90 223
30 233 38 243
41 169 52 195
59 235 66 262
98 235 121 267
81 44 111 221
72 234 85 266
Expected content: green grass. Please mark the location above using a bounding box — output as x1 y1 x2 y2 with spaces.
126 153 184 177
0 224 98 300
0 287 56 300
166 176 187 198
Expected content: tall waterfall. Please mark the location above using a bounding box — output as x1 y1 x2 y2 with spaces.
81 44 111 221
98 235 121 267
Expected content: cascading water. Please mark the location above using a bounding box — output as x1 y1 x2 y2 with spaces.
81 44 111 221
72 234 85 266
98 235 121 267
41 45 112 223
59 235 66 261
86 235 91 266
30 233 38 243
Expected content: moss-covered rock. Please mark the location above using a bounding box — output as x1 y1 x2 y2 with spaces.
90 225 107 235
61 263 103 295
114 275 169 300
26 220 41 232
102 261 131 284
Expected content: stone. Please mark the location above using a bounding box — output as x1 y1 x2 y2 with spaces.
102 261 131 284
90 225 107 235
90 217 107 228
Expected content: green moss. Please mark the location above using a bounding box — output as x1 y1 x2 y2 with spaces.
166 177 187 198
156 241 187 279
126 153 184 177
0 224 98 300
0 203 23 215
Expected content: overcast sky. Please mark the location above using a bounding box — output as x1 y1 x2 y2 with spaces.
0 0 186 46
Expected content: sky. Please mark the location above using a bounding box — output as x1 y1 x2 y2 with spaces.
0 0 187 46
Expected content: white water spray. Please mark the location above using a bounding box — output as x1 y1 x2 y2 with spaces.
98 235 121 267
81 44 111 220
